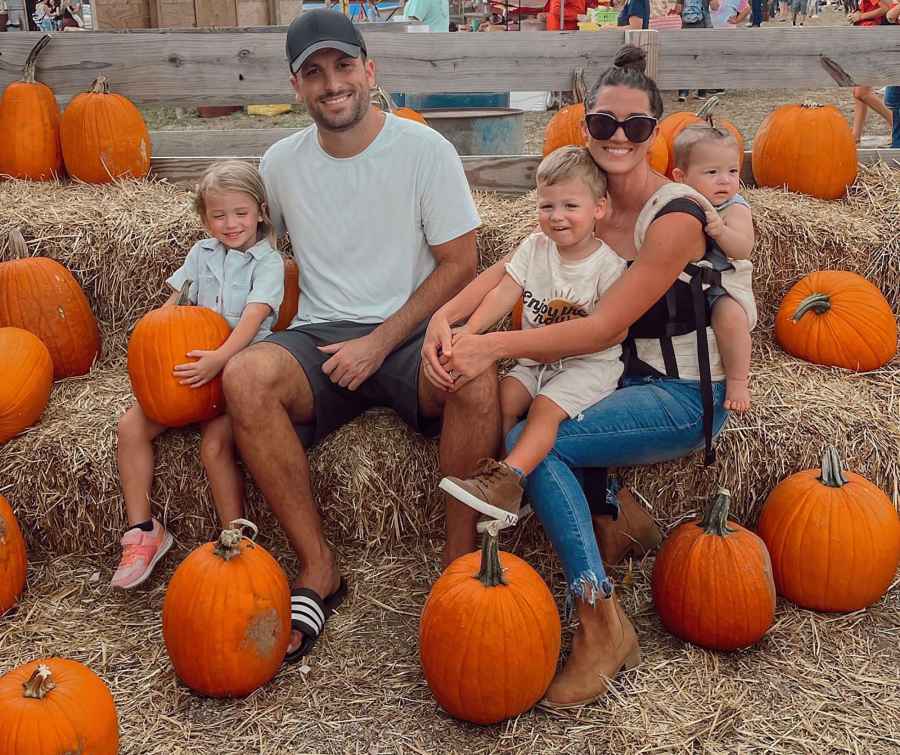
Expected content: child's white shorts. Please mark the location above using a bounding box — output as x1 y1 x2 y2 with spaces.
504 357 623 419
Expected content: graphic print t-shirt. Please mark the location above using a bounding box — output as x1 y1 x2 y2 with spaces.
505 232 626 366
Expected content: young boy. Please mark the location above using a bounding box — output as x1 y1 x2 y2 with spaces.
671 124 756 413
439 146 626 530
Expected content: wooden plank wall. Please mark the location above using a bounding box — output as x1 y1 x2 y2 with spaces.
2 28 899 104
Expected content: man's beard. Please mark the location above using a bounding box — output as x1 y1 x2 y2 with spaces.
308 89 369 133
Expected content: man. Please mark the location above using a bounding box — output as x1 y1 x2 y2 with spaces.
223 10 499 663
403 0 450 30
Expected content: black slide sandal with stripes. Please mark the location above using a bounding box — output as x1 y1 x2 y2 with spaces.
285 577 348 664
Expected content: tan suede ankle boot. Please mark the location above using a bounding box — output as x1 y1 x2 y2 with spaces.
593 487 662 566
540 593 640 709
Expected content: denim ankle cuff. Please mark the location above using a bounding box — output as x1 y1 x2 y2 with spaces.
564 572 615 619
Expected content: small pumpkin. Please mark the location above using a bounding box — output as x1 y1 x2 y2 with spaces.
0 35 63 181
0 659 119 755
0 494 27 614
273 256 300 332
659 97 744 178
419 523 561 724
758 447 900 613
652 488 776 651
752 102 857 200
127 280 231 427
0 230 100 378
60 74 151 184
373 86 428 125
543 69 587 157
774 270 896 372
163 520 291 698
0 327 53 445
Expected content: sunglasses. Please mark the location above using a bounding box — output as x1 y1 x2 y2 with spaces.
584 113 658 143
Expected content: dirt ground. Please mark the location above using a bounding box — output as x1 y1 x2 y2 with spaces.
141 3 893 150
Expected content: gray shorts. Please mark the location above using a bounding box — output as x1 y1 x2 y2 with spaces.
265 320 439 448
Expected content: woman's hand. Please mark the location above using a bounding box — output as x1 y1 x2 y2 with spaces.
174 350 227 387
422 310 455 391
444 332 501 389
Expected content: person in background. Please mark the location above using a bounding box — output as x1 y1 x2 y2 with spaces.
545 0 589 29
711 0 749 26
675 0 721 101
404 0 450 30
617 0 650 27
749 0 764 24
884 86 900 148
788 0 807 22
0 0 8 31
849 0 892 142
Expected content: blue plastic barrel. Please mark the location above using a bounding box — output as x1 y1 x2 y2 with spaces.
391 92 511 109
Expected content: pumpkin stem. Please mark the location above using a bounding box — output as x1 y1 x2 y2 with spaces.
699 488 736 537
89 75 111 95
819 446 849 488
792 292 831 321
213 519 258 560
801 101 823 109
373 86 397 114
22 665 56 699
7 228 29 259
22 35 52 85
176 279 192 306
696 95 720 120
476 520 506 587
573 68 586 105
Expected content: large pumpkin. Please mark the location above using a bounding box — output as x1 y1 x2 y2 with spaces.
758 447 900 613
163 520 291 698
0 659 119 755
0 327 53 444
0 35 63 181
0 229 101 378
752 102 857 200
273 256 300 332
373 86 428 126
648 133 669 175
659 97 744 178
652 488 776 651
0 494 27 614
543 69 587 157
419 524 561 724
127 281 231 427
60 75 151 184
774 270 896 372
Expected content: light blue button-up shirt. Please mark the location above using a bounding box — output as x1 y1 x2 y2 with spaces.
166 237 285 342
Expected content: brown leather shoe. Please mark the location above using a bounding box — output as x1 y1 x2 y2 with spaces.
540 593 640 708
593 487 662 567
439 459 524 530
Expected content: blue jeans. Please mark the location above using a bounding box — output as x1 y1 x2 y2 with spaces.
751 0 764 24
506 375 728 605
885 87 900 148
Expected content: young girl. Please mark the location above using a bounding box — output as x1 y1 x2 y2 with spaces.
439 146 626 530
671 124 756 412
111 161 285 589
848 0 893 142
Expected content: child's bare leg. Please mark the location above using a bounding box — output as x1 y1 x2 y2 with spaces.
505 396 570 476
200 414 245 527
711 297 751 413
117 404 166 526
500 376 534 437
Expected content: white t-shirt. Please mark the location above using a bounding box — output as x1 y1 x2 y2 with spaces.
259 114 480 326
505 232 626 366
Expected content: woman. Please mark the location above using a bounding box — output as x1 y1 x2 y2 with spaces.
848 0 892 142
422 45 730 708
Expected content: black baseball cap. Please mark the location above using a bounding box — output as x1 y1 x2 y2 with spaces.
286 10 367 75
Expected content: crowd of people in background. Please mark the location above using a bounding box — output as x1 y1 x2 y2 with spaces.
0 0 83 30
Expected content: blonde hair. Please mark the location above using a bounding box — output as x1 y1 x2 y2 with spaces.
673 125 740 172
536 146 607 199
193 160 273 240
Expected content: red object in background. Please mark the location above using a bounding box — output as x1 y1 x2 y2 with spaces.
545 0 593 29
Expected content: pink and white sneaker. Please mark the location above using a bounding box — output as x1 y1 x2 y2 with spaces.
110 519 173 589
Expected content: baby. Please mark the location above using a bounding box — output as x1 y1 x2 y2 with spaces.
440 146 625 530
672 124 755 412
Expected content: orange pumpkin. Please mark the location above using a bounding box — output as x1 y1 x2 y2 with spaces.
373 87 428 125
419 524 561 724
0 494 27 614
0 35 63 181
127 281 231 427
0 230 100 378
659 97 744 178
163 520 291 698
774 270 896 372
543 69 587 157
647 133 669 175
273 256 300 332
758 447 900 613
652 488 776 651
0 659 119 755
60 75 151 184
752 102 857 200
0 327 53 445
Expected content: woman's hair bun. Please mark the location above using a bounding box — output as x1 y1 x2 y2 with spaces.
613 44 647 74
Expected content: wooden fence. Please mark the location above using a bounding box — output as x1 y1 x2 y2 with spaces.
1 27 898 190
